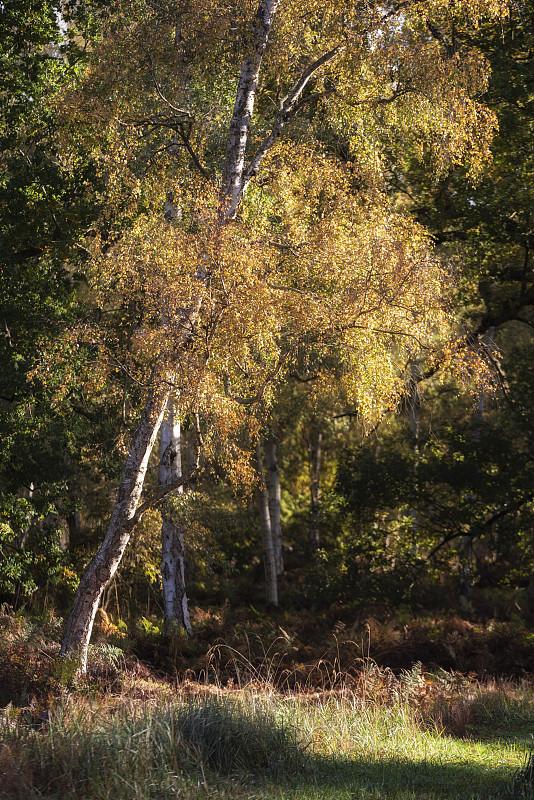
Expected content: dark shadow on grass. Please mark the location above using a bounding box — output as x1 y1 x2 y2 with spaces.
0 697 522 800
174 699 518 799
251 750 515 799
464 722 534 748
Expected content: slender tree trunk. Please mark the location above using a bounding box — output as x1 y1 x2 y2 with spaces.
408 361 420 536
308 428 323 554
60 381 170 670
264 432 283 576
529 351 534 607
17 482 34 550
159 400 192 635
256 439 278 606
458 328 495 605
60 0 281 670
473 327 495 442
458 536 473 603
221 0 279 217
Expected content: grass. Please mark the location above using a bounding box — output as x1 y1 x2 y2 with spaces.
0 674 532 800
1 609 534 799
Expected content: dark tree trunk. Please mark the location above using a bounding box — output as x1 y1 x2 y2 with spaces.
308 428 323 554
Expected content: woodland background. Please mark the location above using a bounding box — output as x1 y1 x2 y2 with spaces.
2 0 534 680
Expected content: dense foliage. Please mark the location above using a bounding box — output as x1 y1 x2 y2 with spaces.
1 0 534 647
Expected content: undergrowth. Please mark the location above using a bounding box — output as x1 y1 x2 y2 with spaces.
0 609 533 799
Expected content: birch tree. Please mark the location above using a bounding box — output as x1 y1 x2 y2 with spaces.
264 432 283 576
256 438 279 606
47 0 507 669
159 400 192 634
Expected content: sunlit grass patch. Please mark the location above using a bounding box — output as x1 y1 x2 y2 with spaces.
0 612 533 800
0 685 529 800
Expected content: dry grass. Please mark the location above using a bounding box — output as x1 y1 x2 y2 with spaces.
0 673 529 800
0 609 533 799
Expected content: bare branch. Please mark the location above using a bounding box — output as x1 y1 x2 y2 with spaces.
241 48 342 196
143 49 193 118
222 354 286 405
176 124 212 181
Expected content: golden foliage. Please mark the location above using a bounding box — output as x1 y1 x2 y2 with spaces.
35 0 502 473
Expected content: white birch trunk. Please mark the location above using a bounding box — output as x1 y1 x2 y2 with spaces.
60 0 281 670
60 381 170 670
159 400 192 635
256 439 278 606
264 432 283 576
221 0 279 217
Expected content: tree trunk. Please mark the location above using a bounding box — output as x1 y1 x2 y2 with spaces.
159 400 192 635
60 381 170 670
308 428 323 554
17 482 34 550
60 0 281 670
408 361 420 536
264 432 283 576
221 0 279 217
458 536 473 604
256 439 278 606
458 328 495 605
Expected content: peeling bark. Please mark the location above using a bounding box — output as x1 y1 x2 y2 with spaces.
159 400 192 635
221 0 279 216
60 381 171 670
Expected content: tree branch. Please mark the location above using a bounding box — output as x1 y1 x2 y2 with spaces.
176 123 211 181
240 47 342 198
143 49 193 118
426 494 534 562
222 354 286 405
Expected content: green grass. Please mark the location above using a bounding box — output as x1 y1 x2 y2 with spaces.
0 614 532 800
0 684 531 800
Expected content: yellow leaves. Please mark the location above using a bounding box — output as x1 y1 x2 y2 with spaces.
29 322 109 410
37 0 505 464
233 144 455 423
428 336 496 398
325 33 496 180
414 0 509 22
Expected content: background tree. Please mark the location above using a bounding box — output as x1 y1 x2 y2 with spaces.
0 0 113 603
0 0 512 668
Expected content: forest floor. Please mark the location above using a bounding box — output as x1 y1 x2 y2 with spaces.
1 605 534 799
129 600 534 681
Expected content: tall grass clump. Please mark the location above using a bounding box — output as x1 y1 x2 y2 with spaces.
170 697 307 774
502 750 534 800
0 696 308 799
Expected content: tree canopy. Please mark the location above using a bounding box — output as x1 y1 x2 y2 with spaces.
2 0 532 671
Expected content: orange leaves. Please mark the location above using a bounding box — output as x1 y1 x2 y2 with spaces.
39 136 457 433
37 0 506 453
